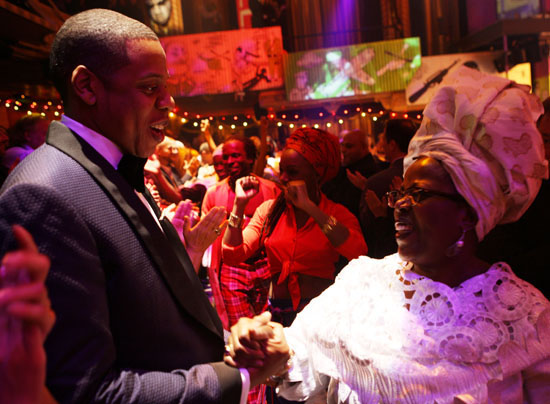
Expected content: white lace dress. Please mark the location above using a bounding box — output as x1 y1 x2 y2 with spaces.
279 254 550 403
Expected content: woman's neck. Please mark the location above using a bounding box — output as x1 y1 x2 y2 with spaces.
412 255 490 288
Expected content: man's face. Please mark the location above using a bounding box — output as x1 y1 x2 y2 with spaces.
146 0 172 26
95 39 174 158
341 131 367 167
222 140 253 180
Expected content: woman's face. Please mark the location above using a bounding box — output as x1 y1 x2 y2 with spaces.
394 157 468 267
279 148 318 199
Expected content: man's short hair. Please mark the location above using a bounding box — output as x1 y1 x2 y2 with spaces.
49 8 159 101
224 135 257 161
385 119 417 153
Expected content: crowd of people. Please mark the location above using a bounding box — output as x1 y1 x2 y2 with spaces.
0 8 549 404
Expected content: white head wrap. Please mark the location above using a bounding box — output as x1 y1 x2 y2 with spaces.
405 66 548 241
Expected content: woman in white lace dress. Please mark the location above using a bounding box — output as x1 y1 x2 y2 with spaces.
226 66 550 403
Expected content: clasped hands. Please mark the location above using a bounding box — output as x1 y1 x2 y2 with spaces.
224 312 291 387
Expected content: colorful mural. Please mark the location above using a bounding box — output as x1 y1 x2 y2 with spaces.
160 26 284 97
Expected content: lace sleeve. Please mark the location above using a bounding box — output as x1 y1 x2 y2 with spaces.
277 324 330 401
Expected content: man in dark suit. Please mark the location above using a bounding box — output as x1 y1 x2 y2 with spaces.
0 9 286 403
322 129 380 219
358 119 416 258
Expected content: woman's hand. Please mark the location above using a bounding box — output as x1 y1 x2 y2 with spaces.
235 176 260 207
285 180 313 211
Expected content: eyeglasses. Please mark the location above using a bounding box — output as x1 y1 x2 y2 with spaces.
386 187 464 208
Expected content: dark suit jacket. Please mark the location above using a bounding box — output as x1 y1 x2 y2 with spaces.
359 158 403 259
322 153 380 219
0 121 241 403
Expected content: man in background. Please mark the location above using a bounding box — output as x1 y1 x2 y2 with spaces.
1 114 49 172
322 129 380 218
202 135 279 329
202 135 279 404
359 119 416 258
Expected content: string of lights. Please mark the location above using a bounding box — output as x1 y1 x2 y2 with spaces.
168 105 423 132
1 95 64 118
1 94 423 131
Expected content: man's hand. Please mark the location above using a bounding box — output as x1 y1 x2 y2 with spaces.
346 169 367 190
235 176 260 205
182 206 227 271
364 189 387 218
224 312 291 387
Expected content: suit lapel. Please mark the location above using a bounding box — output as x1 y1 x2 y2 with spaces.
47 121 223 338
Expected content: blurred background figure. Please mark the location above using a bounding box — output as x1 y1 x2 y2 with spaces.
1 114 49 173
190 142 218 189
145 136 186 206
367 130 389 168
323 129 381 219
359 118 416 258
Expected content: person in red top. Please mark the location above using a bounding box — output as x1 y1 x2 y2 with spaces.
223 128 367 327
202 135 280 329
203 135 279 404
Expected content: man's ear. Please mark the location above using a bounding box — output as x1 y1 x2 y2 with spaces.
71 65 100 106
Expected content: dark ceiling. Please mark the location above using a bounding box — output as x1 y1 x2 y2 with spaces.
0 1 66 99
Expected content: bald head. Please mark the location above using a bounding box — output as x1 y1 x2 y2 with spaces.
340 130 369 166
